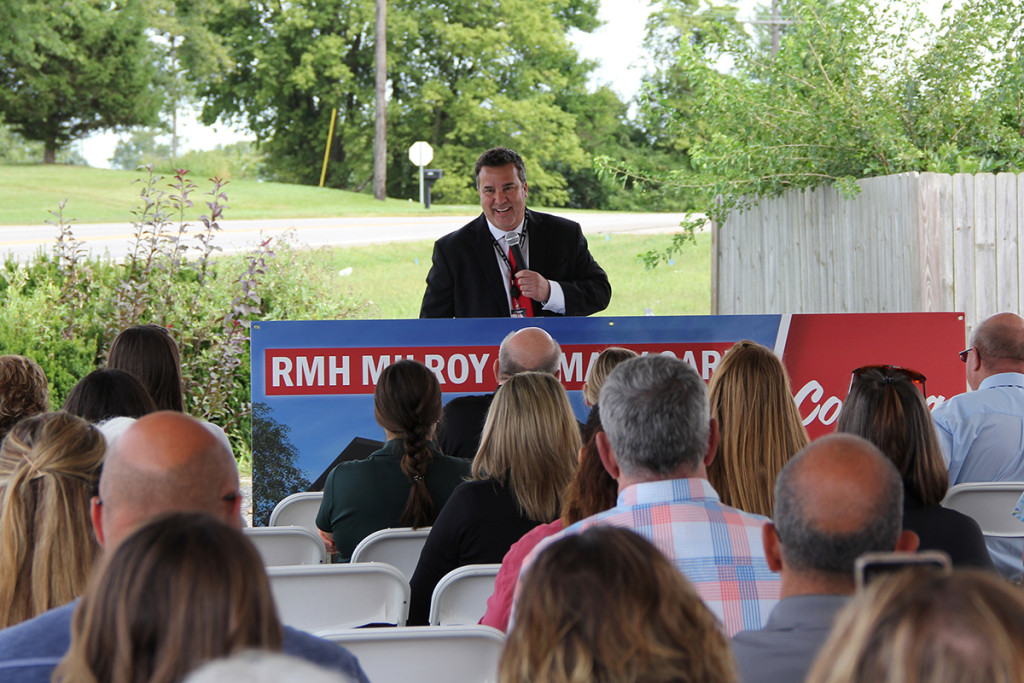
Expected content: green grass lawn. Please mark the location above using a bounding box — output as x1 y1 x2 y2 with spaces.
327 232 711 319
0 164 479 225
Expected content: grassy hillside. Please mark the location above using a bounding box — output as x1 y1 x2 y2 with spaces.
0 164 479 225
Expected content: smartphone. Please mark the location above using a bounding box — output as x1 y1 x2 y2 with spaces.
854 551 952 592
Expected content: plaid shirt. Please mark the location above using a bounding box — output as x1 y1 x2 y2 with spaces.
529 477 780 636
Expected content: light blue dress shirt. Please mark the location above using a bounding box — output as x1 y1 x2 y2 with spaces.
932 372 1024 579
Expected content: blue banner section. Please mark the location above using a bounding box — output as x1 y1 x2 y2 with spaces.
250 315 782 524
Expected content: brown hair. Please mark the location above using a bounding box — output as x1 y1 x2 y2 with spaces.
374 360 443 528
560 404 618 526
0 412 105 628
0 355 50 441
707 341 809 516
806 569 1024 683
836 367 949 506
472 372 580 523
54 512 283 683
107 325 185 412
583 347 638 406
501 526 738 683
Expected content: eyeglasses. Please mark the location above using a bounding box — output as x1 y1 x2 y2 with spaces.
959 348 973 363
850 365 927 395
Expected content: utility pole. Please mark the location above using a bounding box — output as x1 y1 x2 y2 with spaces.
373 0 387 201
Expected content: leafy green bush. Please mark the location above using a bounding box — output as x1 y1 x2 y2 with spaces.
0 168 365 471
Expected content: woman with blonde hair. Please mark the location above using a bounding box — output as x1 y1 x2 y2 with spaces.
707 340 808 517
54 511 283 683
0 412 105 628
806 569 1024 683
500 526 738 683
408 371 580 625
582 347 638 407
315 360 469 561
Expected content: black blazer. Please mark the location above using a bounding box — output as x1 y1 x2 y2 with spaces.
419 210 611 318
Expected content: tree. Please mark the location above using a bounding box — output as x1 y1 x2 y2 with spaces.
197 0 604 205
0 0 164 163
252 402 311 526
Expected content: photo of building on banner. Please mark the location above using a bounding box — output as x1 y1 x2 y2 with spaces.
250 313 965 525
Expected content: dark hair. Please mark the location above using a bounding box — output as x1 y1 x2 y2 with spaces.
474 147 527 186
0 355 50 441
374 360 443 528
837 367 949 506
107 325 184 412
560 404 618 526
63 369 158 423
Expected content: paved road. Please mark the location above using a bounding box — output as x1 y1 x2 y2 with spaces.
0 212 693 262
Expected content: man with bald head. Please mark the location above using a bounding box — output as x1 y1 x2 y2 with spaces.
932 312 1024 578
439 326 562 459
731 434 919 683
0 412 368 683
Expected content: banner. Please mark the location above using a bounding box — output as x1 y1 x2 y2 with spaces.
251 313 965 524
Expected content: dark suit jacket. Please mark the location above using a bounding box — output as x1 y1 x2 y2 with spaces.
437 393 495 460
419 210 611 318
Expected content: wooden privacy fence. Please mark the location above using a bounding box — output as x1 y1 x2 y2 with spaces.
712 172 1024 337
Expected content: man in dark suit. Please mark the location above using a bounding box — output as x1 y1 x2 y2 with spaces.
419 147 611 318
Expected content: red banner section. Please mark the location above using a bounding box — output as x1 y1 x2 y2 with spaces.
264 342 738 396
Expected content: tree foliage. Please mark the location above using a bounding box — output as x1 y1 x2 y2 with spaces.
0 0 164 162
619 0 1024 262
251 402 310 526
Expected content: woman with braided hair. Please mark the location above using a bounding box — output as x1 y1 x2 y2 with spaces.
0 411 106 628
316 360 470 561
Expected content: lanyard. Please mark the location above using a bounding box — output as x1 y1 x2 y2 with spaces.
491 220 529 270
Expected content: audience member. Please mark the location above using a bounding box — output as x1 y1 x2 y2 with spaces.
438 326 561 459
52 512 282 683
500 526 738 683
519 354 780 636
0 412 367 683
707 340 808 517
315 360 469 561
408 371 579 625
931 312 1024 578
185 651 360 683
62 369 157 423
481 403 617 631
805 569 1024 683
581 346 637 407
0 413 105 629
731 434 919 683
837 365 993 569
0 355 50 442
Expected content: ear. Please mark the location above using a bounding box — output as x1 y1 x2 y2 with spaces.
522 181 528 197
90 496 106 547
492 358 501 384
703 417 720 468
763 523 783 573
895 530 920 553
581 380 592 407
596 431 621 480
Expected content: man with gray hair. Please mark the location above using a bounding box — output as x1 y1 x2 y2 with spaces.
519 354 781 636
931 312 1024 579
438 326 561 459
731 434 920 683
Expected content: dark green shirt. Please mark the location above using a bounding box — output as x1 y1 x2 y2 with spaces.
315 439 471 561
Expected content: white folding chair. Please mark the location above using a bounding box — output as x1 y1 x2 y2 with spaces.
942 482 1024 537
350 527 432 582
318 625 505 683
269 491 325 537
428 563 501 626
244 526 327 566
267 562 409 630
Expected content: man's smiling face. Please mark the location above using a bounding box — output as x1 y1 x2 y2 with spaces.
478 163 528 232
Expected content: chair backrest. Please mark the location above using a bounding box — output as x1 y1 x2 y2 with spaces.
942 482 1024 537
349 527 432 582
244 526 327 566
318 625 505 683
267 562 410 630
429 563 501 626
269 491 325 536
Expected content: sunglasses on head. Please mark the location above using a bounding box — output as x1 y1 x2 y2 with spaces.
850 365 927 395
